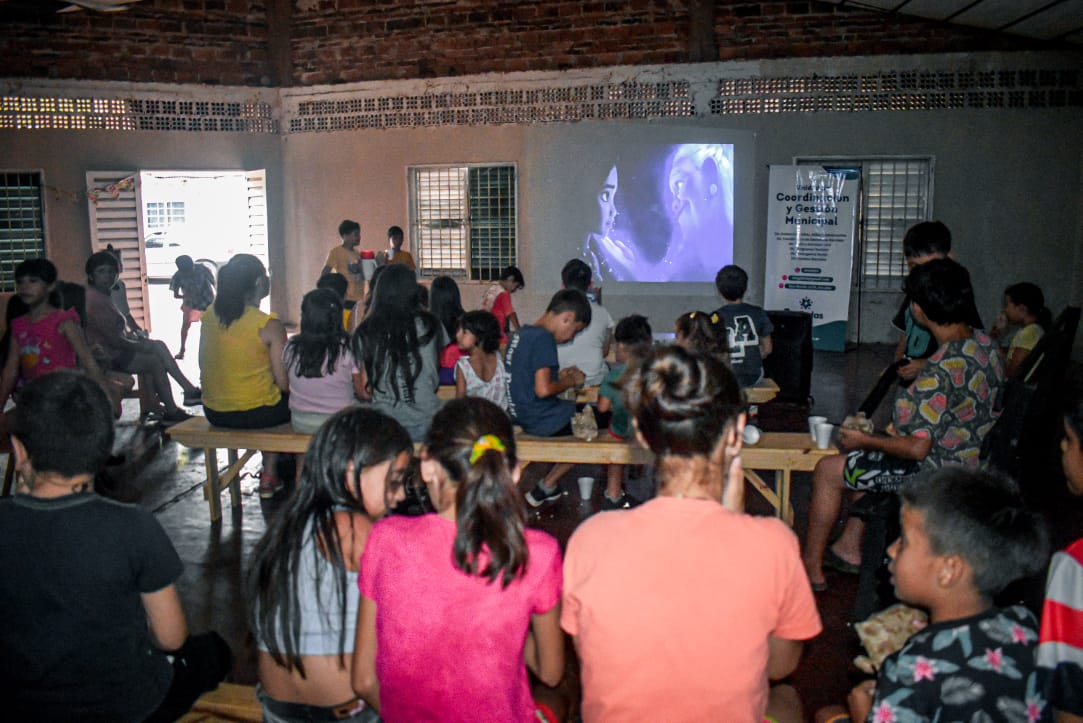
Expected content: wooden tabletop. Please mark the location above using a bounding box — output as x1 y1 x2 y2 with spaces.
169 418 829 468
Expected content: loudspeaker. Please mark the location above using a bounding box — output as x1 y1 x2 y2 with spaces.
763 310 813 404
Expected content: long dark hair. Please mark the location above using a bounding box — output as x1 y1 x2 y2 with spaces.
352 264 439 403
1005 282 1052 330
247 408 412 675
285 289 350 378
425 397 528 588
213 254 266 327
429 276 464 339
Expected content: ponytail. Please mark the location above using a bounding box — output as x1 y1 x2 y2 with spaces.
425 398 528 588
454 441 528 588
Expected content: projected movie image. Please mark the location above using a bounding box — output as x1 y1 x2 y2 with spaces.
579 143 734 283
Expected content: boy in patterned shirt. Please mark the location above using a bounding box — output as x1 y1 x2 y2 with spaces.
803 259 1005 591
844 468 1049 723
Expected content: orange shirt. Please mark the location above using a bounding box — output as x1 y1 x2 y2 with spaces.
562 496 822 722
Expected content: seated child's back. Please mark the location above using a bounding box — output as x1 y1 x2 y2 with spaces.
712 264 773 387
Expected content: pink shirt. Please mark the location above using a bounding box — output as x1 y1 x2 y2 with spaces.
11 308 80 382
360 514 561 722
562 496 822 722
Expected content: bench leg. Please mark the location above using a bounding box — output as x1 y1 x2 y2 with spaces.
204 447 222 522
778 470 794 526
227 449 241 509
741 469 795 526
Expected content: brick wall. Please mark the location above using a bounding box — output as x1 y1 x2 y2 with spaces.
0 0 1047 87
0 0 271 85
291 0 1043 85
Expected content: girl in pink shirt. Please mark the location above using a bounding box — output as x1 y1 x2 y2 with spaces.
0 258 112 415
353 398 564 722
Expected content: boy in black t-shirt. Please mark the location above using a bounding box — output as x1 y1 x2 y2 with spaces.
712 264 773 388
0 372 230 722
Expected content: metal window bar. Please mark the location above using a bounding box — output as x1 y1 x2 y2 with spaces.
861 159 931 290
468 165 516 281
412 166 468 278
410 164 517 280
0 171 46 292
145 201 186 231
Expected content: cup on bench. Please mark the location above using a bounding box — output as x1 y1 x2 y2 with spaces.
814 422 834 450
808 415 827 442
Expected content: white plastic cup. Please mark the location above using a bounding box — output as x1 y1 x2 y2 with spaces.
742 424 762 445
577 476 595 500
808 416 827 441
815 422 834 450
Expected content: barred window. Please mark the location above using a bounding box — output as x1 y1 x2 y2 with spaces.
145 200 186 230
798 156 934 291
409 164 517 280
0 171 46 292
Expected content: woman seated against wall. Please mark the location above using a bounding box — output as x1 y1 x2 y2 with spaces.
84 250 201 423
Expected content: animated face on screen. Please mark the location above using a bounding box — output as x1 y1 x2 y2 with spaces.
579 144 734 284
659 144 734 281
582 165 640 283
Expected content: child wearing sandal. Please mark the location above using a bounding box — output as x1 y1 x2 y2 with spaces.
839 467 1049 723
250 408 412 723
199 254 290 497
353 398 564 722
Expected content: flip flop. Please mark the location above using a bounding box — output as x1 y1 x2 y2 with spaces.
824 548 861 575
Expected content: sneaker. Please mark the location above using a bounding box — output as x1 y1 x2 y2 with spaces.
182 388 202 406
258 470 284 499
601 493 636 511
525 483 563 508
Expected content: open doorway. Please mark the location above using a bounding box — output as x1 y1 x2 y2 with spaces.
139 170 269 373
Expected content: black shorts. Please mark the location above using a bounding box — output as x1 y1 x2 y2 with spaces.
843 449 922 493
204 394 290 429
109 346 137 373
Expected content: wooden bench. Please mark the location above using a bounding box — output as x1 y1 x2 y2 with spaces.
436 378 780 405
178 682 261 722
168 417 832 525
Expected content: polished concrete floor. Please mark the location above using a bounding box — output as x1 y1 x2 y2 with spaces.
87 341 1083 720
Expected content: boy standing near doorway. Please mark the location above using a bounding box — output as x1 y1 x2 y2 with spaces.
169 255 215 360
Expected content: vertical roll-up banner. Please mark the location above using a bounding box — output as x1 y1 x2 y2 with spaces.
764 165 860 352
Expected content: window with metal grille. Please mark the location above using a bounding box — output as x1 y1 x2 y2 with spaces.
409 164 517 280
0 171 46 292
145 200 186 230
798 157 933 291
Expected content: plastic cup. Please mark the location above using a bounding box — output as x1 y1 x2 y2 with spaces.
577 476 595 500
815 422 834 450
808 416 827 441
742 424 762 445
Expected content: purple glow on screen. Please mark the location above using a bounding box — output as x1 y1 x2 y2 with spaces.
581 143 734 283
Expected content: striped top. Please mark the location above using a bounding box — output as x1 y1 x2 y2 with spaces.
1037 537 1083 716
